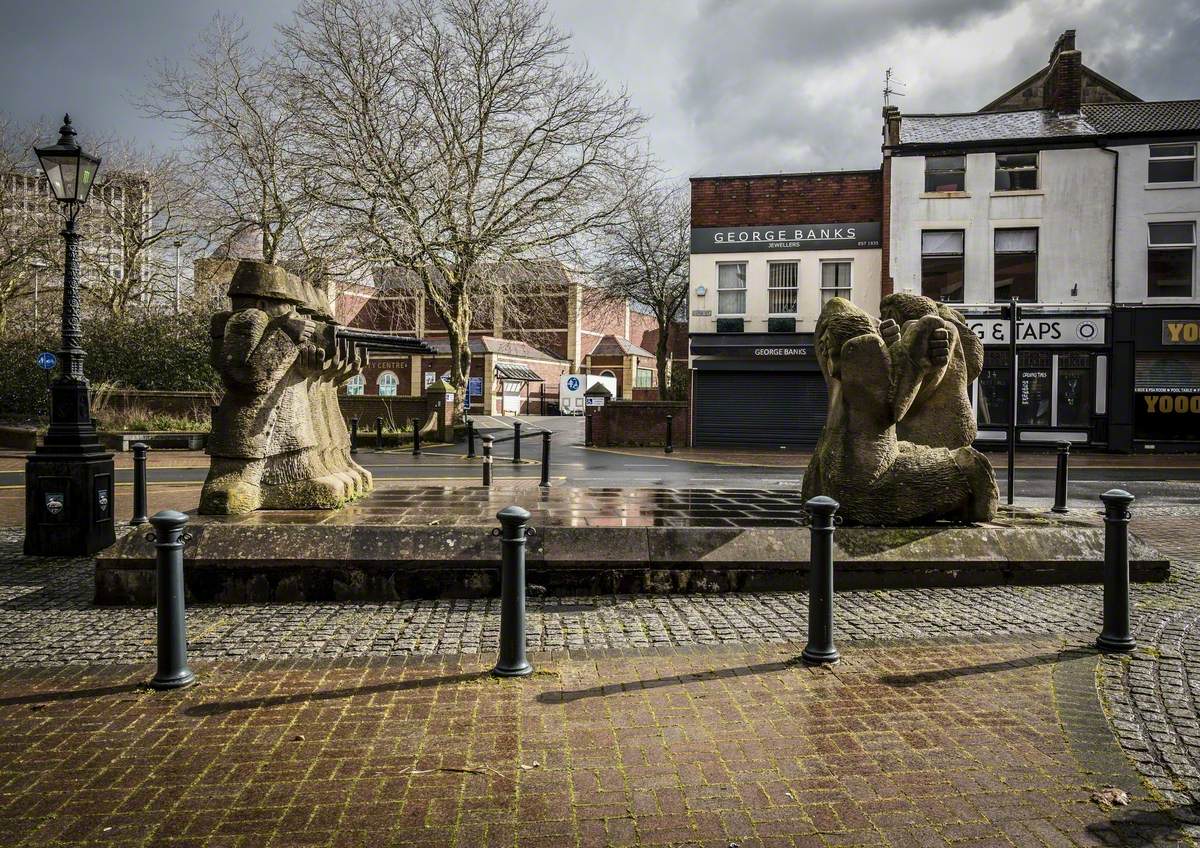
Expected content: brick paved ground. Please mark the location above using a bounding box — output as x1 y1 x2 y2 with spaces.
0 640 1192 848
2 504 1199 845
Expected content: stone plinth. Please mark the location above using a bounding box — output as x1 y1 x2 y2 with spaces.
94 487 1168 604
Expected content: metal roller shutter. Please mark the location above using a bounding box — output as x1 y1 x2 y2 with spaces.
693 371 827 449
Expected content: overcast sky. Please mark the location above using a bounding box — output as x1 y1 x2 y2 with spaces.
1 0 1197 179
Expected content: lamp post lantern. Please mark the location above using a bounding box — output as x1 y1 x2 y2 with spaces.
23 115 115 556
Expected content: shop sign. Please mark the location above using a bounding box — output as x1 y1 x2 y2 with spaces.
468 377 483 397
968 317 1105 346
690 222 881 254
752 346 810 358
1162 320 1200 345
1141 394 1200 412
692 309 712 317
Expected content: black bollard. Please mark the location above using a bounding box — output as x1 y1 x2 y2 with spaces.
1097 489 1137 652
1052 441 1070 513
412 417 421 456
512 421 522 463
375 416 384 451
664 414 674 455
493 505 533 677
148 510 196 690
540 431 551 487
801 496 841 665
130 442 150 526
466 419 476 458
482 435 494 487
350 416 359 455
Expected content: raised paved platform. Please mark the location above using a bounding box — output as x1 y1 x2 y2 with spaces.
94 485 1169 604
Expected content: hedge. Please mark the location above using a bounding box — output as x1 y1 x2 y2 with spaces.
0 310 219 422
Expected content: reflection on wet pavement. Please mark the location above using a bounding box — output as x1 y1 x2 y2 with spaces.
199 483 813 528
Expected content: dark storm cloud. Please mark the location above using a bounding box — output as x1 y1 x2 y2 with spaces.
0 0 1196 180
673 0 1200 176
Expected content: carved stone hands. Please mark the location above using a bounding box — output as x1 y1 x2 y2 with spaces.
879 318 901 348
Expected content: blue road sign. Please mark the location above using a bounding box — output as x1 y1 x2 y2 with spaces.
468 376 483 397
36 352 58 370
566 376 580 391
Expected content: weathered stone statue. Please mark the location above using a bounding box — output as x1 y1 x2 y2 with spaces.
880 293 985 449
802 297 998 525
200 261 371 514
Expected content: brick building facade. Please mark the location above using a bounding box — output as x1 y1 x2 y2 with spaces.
687 170 883 448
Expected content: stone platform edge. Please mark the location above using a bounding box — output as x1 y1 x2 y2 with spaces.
95 522 1170 604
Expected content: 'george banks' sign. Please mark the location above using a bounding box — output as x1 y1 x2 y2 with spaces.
691 222 881 254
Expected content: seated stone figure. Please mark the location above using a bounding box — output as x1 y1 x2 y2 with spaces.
200 261 366 514
879 292 984 450
801 297 998 525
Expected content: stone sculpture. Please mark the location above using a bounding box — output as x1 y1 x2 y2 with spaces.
200 261 371 514
801 297 998 525
879 292 985 449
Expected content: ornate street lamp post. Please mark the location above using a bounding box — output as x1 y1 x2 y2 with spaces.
24 115 115 556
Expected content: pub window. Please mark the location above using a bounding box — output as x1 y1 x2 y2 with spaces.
717 262 746 315
635 368 653 388
1148 144 1196 184
977 349 1009 426
820 261 852 305
994 228 1038 302
1057 353 1093 427
1018 351 1053 427
767 262 798 313
995 152 1038 191
925 155 966 192
1148 222 1195 298
377 371 399 397
921 230 964 303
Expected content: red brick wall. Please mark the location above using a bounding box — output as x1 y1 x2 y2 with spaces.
690 170 883 229
358 357 414 396
591 400 689 447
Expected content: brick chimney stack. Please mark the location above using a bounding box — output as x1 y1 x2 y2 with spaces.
1043 29 1082 114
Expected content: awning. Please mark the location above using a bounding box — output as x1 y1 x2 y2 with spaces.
495 363 544 382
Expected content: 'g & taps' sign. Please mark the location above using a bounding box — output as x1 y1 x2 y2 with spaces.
968 317 1105 346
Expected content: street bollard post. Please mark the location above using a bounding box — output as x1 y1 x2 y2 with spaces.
466 419 475 458
375 417 384 451
130 442 150 526
540 431 551 487
664 414 674 455
1097 489 1137 652
412 417 421 456
482 436 494 487
801 495 841 665
512 421 522 463
492 505 534 677
350 416 359 455
1052 441 1070 513
147 510 196 690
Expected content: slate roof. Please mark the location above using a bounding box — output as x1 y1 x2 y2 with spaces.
420 335 566 363
584 334 656 359
898 100 1200 147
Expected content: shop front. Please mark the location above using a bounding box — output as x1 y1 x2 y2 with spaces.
689 335 826 449
1111 307 1200 452
962 307 1111 447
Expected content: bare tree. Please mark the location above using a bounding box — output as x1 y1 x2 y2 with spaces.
77 144 201 317
0 118 58 335
593 172 689 398
279 0 647 393
142 15 318 269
